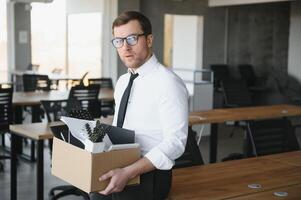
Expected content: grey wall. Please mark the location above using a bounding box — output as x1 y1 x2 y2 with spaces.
288 1 301 82
117 0 291 79
203 7 227 68
14 3 31 71
227 2 290 77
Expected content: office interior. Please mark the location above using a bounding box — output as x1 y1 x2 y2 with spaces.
1 0 301 199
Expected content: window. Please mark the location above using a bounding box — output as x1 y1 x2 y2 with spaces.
31 0 66 74
67 12 102 78
0 0 8 82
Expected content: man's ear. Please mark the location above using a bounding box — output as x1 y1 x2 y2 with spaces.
146 34 153 48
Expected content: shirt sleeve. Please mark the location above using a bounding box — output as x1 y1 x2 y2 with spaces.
144 77 189 170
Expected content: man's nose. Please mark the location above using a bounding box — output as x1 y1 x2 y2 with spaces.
122 40 131 50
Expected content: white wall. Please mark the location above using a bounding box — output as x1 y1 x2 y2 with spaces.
172 15 203 70
288 1 301 82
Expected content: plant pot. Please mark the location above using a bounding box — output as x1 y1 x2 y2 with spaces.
84 140 105 153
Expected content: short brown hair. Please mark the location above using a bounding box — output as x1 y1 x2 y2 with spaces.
112 11 152 35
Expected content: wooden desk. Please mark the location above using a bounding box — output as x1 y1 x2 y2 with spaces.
10 123 53 200
170 151 301 200
13 88 114 106
9 117 113 200
227 183 301 200
188 104 301 163
264 150 301 167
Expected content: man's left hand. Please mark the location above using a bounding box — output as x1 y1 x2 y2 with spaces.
98 168 131 195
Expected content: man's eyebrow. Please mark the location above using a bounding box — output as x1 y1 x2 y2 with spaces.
114 33 139 39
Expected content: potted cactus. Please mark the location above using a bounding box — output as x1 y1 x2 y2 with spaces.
84 120 111 153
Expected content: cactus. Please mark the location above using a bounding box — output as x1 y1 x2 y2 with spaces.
85 120 111 142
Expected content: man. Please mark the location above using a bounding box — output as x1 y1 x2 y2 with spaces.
90 11 188 200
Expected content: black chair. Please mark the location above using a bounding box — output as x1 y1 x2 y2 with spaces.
88 78 115 117
22 74 51 122
0 83 13 89
220 79 254 161
246 118 300 157
41 100 70 122
238 64 267 91
88 78 113 89
210 64 230 91
174 127 204 168
22 74 51 160
40 100 90 200
23 74 51 92
0 87 13 172
221 78 253 108
69 84 101 118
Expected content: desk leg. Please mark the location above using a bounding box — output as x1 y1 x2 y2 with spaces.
11 134 17 200
37 140 44 200
210 123 218 163
13 106 23 155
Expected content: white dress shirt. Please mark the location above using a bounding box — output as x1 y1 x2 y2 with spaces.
113 55 189 170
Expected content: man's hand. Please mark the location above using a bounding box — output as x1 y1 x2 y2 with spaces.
98 168 131 195
98 157 155 195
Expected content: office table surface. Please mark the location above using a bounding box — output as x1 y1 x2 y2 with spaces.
226 183 301 200
189 104 301 125
9 116 114 140
264 150 301 166
170 151 301 200
9 123 53 140
12 88 114 106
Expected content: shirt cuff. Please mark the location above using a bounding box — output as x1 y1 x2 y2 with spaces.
144 147 174 170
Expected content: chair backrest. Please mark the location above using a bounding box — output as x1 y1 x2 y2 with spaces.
238 64 256 87
0 87 13 132
246 118 300 157
68 84 101 118
23 74 51 91
210 64 230 90
221 78 253 107
0 83 13 89
41 100 71 122
88 78 113 89
174 127 204 168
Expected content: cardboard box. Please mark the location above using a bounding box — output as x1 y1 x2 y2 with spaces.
51 137 140 193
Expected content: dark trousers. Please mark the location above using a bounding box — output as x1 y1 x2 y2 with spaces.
90 169 172 200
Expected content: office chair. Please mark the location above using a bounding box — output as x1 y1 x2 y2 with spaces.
88 78 115 117
221 78 253 108
88 78 113 89
23 74 51 92
220 79 254 162
22 74 52 160
246 118 300 157
69 84 102 118
238 64 267 89
0 87 13 172
41 100 90 200
174 127 204 168
209 64 230 91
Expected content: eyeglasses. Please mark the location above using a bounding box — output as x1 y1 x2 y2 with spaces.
111 33 145 49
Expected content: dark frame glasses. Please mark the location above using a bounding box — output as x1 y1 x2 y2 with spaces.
111 33 146 49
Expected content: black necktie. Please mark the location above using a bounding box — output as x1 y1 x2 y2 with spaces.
117 73 139 127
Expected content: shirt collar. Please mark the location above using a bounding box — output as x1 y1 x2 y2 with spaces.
127 54 157 77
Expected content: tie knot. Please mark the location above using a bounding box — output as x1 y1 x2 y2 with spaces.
130 73 139 81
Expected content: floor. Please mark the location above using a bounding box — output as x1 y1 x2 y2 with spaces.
0 122 300 200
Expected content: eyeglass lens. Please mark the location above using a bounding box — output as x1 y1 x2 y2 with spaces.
112 34 142 48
